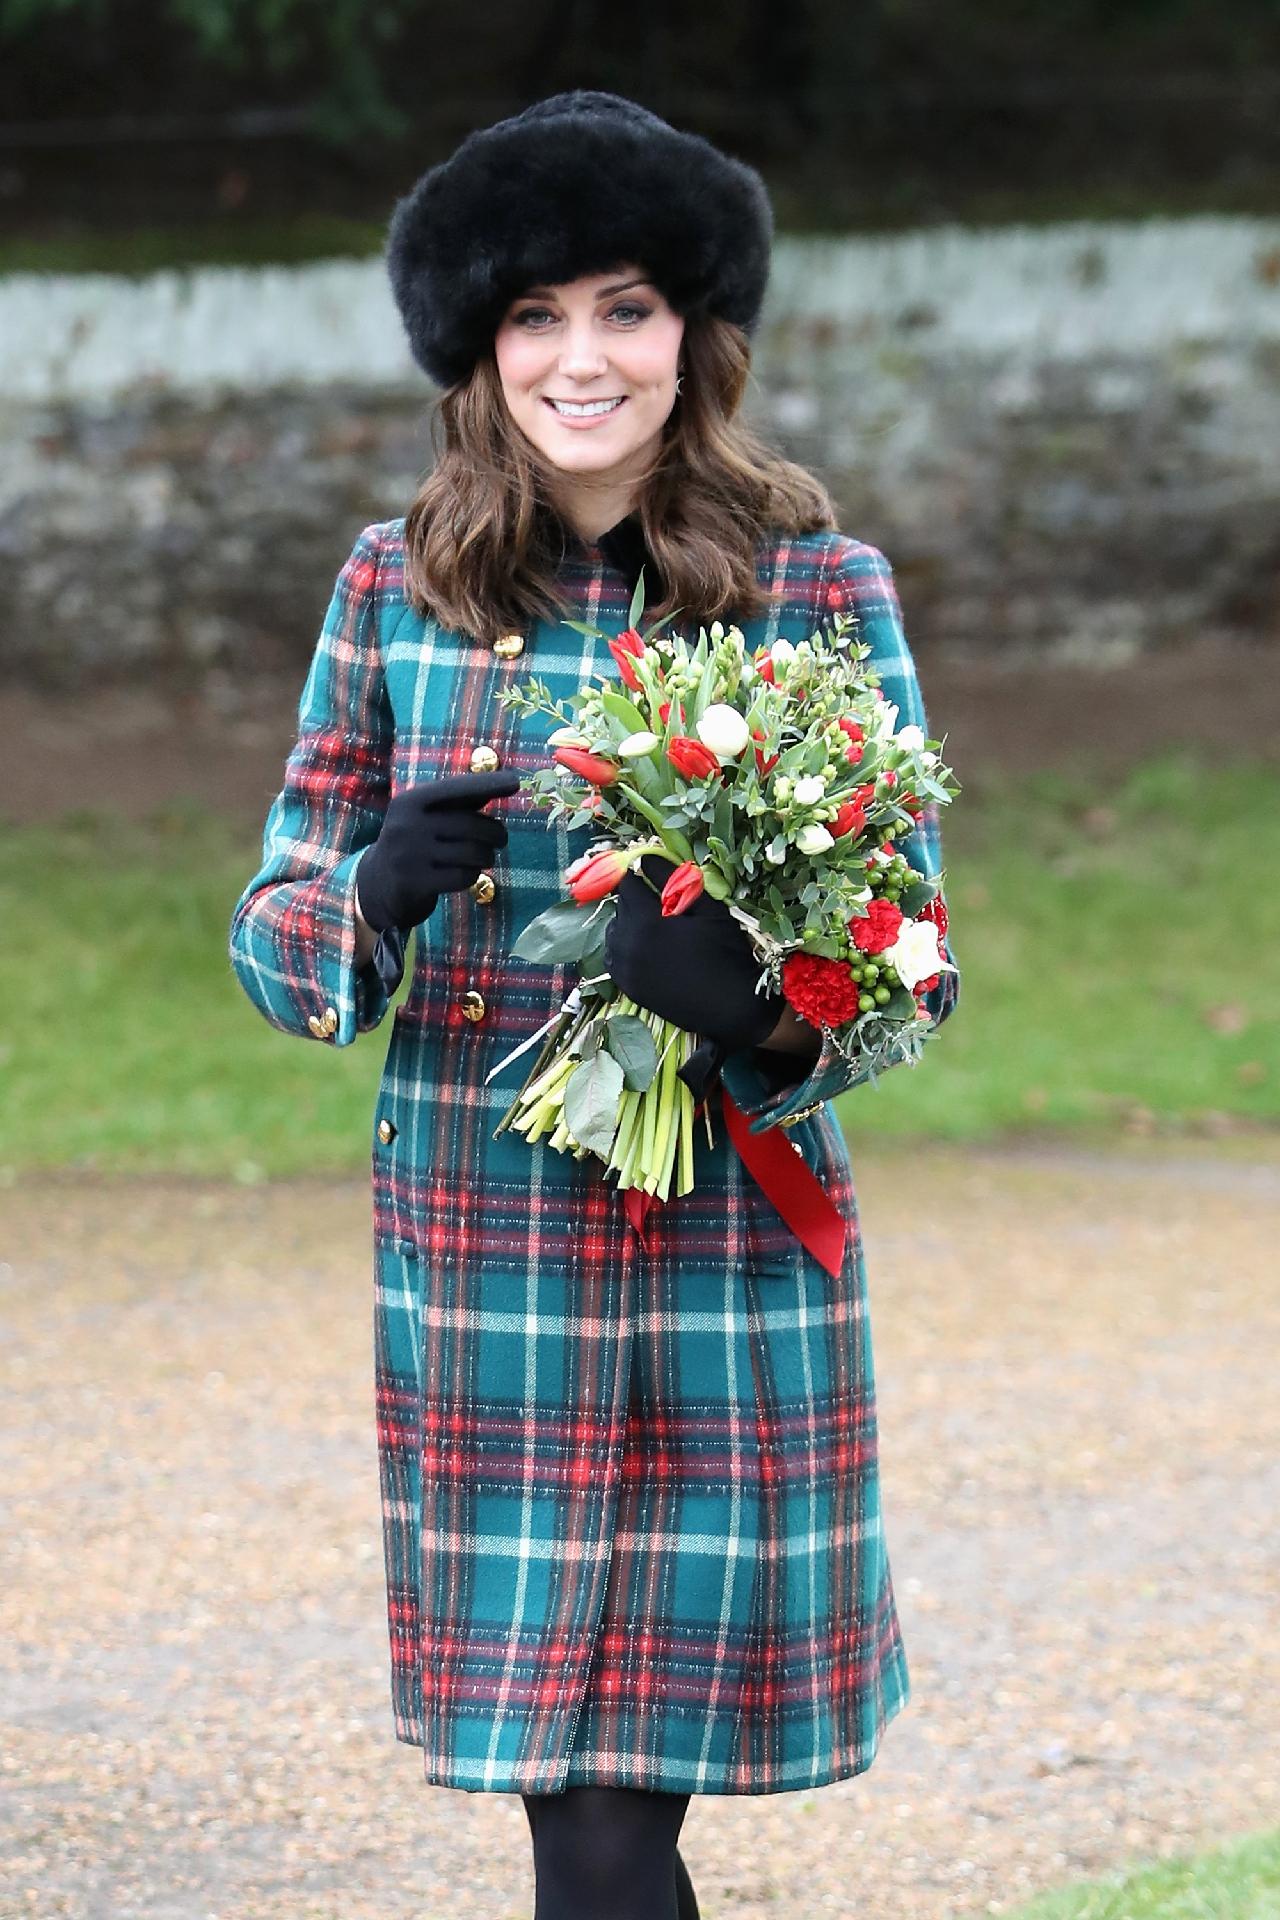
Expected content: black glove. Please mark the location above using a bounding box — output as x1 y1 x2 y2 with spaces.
603 853 786 1053
356 770 521 932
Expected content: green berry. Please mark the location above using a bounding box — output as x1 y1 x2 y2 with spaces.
858 993 876 1013
863 963 879 982
874 985 891 1006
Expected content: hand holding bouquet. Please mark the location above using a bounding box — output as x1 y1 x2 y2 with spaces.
489 576 959 1200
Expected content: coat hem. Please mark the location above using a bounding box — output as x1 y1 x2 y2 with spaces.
392 1668 911 1797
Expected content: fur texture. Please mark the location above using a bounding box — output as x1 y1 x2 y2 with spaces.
385 89 773 388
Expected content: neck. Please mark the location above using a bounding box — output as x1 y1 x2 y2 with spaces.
546 453 653 545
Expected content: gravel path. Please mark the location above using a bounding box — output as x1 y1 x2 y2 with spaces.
2 1139 1276 1919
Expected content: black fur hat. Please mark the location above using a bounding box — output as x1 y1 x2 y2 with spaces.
385 89 773 388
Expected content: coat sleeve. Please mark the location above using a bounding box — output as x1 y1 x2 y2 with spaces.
718 536 962 1133
227 522 408 1047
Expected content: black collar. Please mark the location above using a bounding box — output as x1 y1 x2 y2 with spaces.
551 508 662 610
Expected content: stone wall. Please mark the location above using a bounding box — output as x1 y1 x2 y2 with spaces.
3 217 1279 691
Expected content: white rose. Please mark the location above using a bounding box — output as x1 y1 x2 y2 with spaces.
885 917 956 992
795 823 834 855
617 730 660 757
695 704 750 760
547 726 591 747
792 774 827 806
895 724 925 751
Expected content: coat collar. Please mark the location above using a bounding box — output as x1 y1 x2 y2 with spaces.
550 508 661 610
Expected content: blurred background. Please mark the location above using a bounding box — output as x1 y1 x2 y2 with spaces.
1 8 1277 1920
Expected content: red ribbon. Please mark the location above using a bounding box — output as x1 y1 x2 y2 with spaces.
620 1087 847 1279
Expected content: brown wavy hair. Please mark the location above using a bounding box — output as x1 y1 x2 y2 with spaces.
401 311 839 647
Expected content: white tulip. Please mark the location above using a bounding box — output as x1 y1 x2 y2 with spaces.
695 704 751 760
896 724 925 751
617 730 660 757
885 917 956 992
875 699 899 734
796 823 834 855
547 726 591 748
770 638 796 670
792 774 827 806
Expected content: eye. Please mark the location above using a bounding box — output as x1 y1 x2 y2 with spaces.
513 306 555 328
609 302 651 324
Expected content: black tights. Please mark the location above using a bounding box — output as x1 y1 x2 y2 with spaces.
522 1786 699 1920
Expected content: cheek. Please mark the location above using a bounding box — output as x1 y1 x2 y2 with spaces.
493 328 544 396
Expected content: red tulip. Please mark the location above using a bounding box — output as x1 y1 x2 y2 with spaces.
751 727 779 777
666 735 721 780
830 800 865 838
753 649 776 684
658 699 685 727
659 861 705 916
564 847 630 902
553 745 621 787
607 631 644 691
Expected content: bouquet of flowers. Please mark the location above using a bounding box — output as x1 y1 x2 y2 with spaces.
488 574 959 1202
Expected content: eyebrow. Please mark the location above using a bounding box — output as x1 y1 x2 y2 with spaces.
518 277 653 300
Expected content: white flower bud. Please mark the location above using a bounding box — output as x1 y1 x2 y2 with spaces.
709 620 725 641
695 704 751 760
547 726 591 748
885 918 957 991
796 823 834 855
792 774 827 806
617 730 660 757
770 638 796 670
895 723 925 751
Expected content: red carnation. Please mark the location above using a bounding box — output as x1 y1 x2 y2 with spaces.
666 735 721 780
849 896 904 955
781 952 861 1028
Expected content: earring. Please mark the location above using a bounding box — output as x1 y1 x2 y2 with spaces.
675 372 685 394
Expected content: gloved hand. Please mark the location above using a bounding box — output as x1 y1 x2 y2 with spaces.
356 770 521 932
603 853 786 1052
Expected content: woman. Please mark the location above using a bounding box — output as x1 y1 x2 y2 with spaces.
228 89 960 1920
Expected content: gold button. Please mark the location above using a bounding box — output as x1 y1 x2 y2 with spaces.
320 1006 339 1035
469 744 502 773
470 872 496 904
460 989 486 1022
376 1118 396 1145
493 633 525 659
307 1014 326 1038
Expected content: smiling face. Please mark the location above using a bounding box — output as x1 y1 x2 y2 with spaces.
492 265 685 530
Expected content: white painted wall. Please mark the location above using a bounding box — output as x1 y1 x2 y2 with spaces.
5 217 1280 405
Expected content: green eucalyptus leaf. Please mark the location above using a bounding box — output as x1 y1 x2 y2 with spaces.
900 878 936 916
510 901 607 964
564 1050 626 1154
601 1013 659 1090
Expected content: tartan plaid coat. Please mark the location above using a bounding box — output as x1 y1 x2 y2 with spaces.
228 512 960 1795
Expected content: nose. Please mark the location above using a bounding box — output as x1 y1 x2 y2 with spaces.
557 316 609 379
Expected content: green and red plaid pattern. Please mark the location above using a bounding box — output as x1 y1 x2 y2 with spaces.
229 519 959 1792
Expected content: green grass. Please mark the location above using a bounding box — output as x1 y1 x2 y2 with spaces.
1004 1825 1280 1919
2 750 1278 1177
